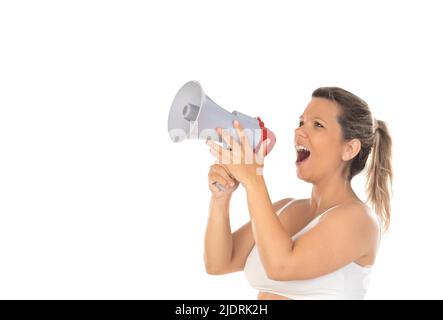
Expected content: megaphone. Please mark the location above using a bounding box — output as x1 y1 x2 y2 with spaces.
168 80 276 190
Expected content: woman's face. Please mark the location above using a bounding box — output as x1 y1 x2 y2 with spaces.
294 97 347 183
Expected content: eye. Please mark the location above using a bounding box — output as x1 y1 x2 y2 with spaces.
298 120 304 127
314 121 324 128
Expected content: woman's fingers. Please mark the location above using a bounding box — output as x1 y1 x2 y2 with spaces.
209 182 222 193
208 123 253 164
208 173 228 187
207 137 233 164
257 139 271 160
208 173 235 189
209 164 236 186
219 163 236 181
216 128 235 149
215 164 237 185
233 120 248 150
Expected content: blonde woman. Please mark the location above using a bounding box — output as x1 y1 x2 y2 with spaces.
204 87 393 300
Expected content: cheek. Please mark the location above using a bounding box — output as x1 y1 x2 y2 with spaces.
315 141 342 164
314 138 334 155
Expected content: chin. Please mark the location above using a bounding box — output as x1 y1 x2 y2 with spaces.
296 168 312 183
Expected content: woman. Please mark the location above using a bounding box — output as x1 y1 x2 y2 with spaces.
204 87 393 300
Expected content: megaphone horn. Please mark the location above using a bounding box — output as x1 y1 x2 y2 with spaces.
168 80 276 156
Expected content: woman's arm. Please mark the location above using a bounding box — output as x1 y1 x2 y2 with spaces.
244 176 377 281
204 195 235 274
204 194 294 275
244 176 294 278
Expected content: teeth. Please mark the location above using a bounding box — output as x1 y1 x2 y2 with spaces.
295 145 310 152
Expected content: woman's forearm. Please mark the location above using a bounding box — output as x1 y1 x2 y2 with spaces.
204 195 234 273
245 176 293 273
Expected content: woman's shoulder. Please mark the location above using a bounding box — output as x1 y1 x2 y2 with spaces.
272 197 310 214
321 201 380 265
274 198 315 237
321 200 380 241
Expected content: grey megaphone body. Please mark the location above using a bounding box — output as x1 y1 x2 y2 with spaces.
168 80 276 191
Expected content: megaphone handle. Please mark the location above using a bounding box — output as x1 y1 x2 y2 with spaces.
211 142 236 192
213 181 226 192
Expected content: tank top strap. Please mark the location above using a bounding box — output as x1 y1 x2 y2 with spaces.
276 198 297 216
313 204 341 221
290 204 342 240
276 200 342 221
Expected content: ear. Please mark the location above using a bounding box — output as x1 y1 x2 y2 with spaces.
342 139 361 161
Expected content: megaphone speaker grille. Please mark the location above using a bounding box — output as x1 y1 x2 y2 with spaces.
168 81 203 142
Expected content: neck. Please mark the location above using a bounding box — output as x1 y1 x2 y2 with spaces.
310 171 357 215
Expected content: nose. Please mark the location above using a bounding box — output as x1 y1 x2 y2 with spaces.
294 126 308 139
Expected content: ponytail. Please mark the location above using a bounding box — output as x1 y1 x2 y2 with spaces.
366 119 393 233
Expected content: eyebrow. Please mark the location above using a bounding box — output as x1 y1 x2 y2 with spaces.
299 115 328 124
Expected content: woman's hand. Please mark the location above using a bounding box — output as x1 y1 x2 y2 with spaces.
208 162 240 199
206 120 271 188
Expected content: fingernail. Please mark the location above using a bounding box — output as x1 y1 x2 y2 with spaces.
230 182 235 186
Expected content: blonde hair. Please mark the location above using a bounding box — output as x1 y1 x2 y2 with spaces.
312 87 393 233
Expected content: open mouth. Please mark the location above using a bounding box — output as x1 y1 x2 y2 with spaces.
296 145 311 163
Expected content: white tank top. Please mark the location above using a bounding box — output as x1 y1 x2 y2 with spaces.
244 198 375 300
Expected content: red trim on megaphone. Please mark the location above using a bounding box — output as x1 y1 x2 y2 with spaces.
256 116 276 156
257 116 267 142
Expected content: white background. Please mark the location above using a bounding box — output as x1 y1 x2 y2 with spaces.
1 0 442 299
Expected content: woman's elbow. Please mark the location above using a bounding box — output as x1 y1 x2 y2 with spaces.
204 260 238 275
205 264 226 275
265 264 285 281
265 264 304 281
204 257 228 275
